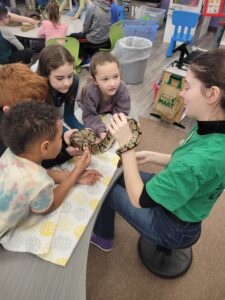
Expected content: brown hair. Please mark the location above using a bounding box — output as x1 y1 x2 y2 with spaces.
37 44 75 103
190 49 225 110
0 63 48 107
89 52 120 79
37 44 74 76
46 0 60 26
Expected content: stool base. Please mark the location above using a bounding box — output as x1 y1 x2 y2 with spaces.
138 236 193 278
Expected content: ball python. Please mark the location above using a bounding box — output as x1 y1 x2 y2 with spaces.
70 117 142 156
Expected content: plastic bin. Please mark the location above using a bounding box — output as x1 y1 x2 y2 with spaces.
121 19 159 43
112 36 152 84
138 6 166 27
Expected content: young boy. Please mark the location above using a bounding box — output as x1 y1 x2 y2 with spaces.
0 100 101 237
0 7 33 64
69 0 111 60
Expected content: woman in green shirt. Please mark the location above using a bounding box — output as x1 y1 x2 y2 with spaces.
90 49 225 252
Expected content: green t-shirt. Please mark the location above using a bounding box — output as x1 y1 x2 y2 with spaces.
146 125 225 222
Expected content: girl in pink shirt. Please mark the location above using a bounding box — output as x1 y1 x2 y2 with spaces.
38 1 68 41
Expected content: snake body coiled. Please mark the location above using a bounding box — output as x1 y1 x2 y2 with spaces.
70 117 142 156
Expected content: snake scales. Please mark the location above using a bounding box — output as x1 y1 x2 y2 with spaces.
70 117 142 156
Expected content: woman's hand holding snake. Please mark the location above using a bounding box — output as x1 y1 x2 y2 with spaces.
107 113 132 148
70 115 142 156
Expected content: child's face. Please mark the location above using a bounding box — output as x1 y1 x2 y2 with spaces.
93 62 120 99
48 63 74 94
180 70 208 120
46 120 63 159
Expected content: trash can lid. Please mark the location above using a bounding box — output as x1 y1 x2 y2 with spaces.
119 36 153 50
112 36 152 65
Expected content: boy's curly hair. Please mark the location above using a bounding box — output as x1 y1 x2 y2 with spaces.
0 100 60 155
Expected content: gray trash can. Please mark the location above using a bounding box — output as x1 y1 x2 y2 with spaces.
112 36 152 84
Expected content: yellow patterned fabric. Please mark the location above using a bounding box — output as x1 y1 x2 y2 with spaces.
0 149 119 266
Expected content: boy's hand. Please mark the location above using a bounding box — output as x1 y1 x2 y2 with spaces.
77 169 102 185
64 128 78 145
75 148 91 174
64 129 82 156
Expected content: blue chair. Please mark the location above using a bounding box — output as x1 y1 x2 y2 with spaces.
111 3 125 24
166 10 200 57
117 5 125 20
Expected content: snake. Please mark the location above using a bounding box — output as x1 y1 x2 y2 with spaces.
70 117 142 156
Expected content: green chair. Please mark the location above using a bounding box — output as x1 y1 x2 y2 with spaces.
100 21 124 52
46 37 82 73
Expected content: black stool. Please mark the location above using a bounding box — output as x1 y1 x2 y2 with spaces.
138 231 201 279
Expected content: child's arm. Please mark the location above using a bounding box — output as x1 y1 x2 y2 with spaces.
8 12 37 25
42 148 92 214
47 169 102 185
82 88 106 137
64 101 84 130
1 28 24 50
47 169 70 183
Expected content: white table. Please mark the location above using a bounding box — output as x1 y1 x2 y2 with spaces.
0 167 122 300
4 15 83 39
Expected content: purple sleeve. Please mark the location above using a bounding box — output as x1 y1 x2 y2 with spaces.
112 81 131 115
82 85 106 136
